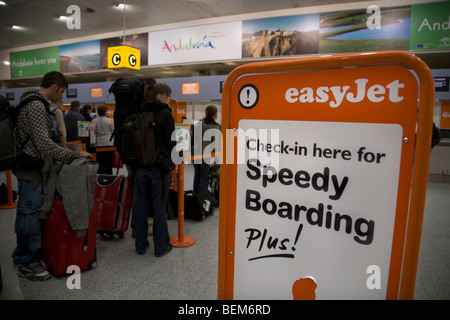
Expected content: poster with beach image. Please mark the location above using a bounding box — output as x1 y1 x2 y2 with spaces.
242 14 319 58
319 6 411 53
60 40 100 73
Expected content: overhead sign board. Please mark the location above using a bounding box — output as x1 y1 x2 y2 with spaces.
218 51 434 300
147 21 242 65
10 47 59 78
107 45 140 70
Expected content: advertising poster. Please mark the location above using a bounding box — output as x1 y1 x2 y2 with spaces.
242 14 319 58
10 47 59 78
59 40 100 73
148 21 242 65
319 6 411 53
409 1 450 50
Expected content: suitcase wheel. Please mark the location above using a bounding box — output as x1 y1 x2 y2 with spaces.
88 259 98 270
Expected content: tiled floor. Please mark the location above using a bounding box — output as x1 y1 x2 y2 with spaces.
0 167 449 300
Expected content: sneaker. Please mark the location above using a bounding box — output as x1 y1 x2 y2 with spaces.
18 261 52 281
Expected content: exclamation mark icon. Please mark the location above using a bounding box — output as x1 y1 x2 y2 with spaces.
239 84 259 109
292 224 303 251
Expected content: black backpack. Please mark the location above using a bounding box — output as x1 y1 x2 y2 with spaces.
0 95 50 171
121 111 157 167
108 78 147 159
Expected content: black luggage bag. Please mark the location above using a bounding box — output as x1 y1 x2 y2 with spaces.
169 190 215 221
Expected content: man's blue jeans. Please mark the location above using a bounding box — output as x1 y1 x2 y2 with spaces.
13 179 43 266
132 166 170 255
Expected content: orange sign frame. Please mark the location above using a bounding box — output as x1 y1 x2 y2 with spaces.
218 51 434 300
440 100 450 129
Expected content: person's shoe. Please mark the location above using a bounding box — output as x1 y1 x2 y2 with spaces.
136 243 149 255
155 244 173 257
18 261 51 281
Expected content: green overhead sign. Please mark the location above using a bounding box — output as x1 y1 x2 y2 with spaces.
10 47 60 78
410 1 450 50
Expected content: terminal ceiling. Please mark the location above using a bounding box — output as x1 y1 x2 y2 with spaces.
0 0 448 89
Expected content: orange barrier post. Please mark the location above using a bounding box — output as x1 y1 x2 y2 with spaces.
0 170 17 209
170 161 196 247
169 152 221 248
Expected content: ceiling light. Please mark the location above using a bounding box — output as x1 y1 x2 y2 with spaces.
114 3 127 9
3 61 10 65
113 2 133 11
8 24 23 30
0 1 6 6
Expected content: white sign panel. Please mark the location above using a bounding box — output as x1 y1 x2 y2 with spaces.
233 120 403 299
148 21 242 65
174 125 191 152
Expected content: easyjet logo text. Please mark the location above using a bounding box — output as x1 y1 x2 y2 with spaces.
285 79 405 108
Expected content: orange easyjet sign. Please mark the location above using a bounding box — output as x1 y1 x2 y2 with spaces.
218 51 435 300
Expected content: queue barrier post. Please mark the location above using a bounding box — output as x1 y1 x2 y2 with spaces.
170 161 196 248
170 152 221 248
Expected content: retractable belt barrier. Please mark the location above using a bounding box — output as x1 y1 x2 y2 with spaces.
170 152 221 248
90 146 117 162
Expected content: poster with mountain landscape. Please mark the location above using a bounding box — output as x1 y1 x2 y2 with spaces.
319 6 411 53
242 14 319 58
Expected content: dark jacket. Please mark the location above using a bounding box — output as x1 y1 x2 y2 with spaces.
64 109 85 142
140 100 176 167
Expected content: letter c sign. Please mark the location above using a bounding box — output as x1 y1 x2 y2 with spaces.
129 54 136 67
107 46 140 70
112 53 121 66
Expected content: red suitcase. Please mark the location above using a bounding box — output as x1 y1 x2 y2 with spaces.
42 199 98 277
95 175 133 238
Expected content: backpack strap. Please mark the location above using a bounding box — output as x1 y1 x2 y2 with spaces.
13 95 51 150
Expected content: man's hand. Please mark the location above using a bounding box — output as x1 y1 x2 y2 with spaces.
79 151 92 158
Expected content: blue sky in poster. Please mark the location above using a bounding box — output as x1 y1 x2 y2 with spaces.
60 40 100 57
243 14 319 34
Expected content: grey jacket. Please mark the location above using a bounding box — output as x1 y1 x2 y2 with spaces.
41 157 98 236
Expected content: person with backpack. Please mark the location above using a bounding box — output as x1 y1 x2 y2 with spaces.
131 83 176 257
49 99 66 143
12 71 91 281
